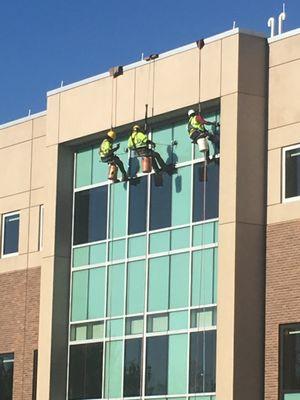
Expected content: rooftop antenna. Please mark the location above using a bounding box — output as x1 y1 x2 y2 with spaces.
278 3 286 35
141 52 144 61
268 16 275 38
60 80 64 87
232 21 236 29
28 109 31 116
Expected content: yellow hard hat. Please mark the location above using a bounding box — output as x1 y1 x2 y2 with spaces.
107 130 116 140
132 125 140 132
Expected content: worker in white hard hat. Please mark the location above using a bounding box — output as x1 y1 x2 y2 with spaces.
187 109 220 160
99 130 128 181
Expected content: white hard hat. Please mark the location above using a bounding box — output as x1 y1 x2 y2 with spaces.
188 109 195 117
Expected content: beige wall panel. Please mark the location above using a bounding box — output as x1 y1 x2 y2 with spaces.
153 49 199 115
221 34 239 96
0 254 28 274
115 69 135 126
216 222 236 400
268 148 281 206
134 64 151 122
0 192 30 215
43 146 58 258
270 34 300 67
268 202 300 224
59 77 112 142
47 95 60 146
0 120 32 149
219 94 238 224
32 136 46 190
200 40 221 101
28 252 42 268
269 122 300 150
19 208 29 255
239 35 267 97
37 256 55 400
236 94 266 225
33 115 47 138
269 60 300 129
30 188 45 207
29 206 40 253
0 141 31 197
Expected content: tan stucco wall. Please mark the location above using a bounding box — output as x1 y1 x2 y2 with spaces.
268 32 300 224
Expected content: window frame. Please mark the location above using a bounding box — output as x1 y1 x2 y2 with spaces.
1 211 20 258
282 143 300 203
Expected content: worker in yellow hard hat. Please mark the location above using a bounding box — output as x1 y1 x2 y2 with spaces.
99 130 128 181
128 124 176 175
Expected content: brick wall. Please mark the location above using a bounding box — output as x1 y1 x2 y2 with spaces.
0 267 40 400
265 219 300 400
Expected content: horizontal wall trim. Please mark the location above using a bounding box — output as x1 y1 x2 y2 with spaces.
0 111 46 131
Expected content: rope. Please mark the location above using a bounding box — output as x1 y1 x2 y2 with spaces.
198 44 202 113
110 77 115 129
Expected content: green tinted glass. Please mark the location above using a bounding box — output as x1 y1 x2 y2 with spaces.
169 311 189 331
192 248 215 306
76 148 92 188
171 227 190 250
110 182 127 239
168 334 188 394
148 256 169 311
73 246 89 268
170 253 189 309
90 242 106 265
109 239 126 261
92 145 108 184
71 270 88 321
172 166 191 226
107 264 125 317
149 231 170 254
127 260 146 314
106 318 124 338
105 340 123 398
128 235 147 258
88 267 106 319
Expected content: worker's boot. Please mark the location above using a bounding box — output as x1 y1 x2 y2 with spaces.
164 163 177 175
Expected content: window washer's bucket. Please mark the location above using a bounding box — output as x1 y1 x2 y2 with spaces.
108 164 118 181
142 156 152 173
197 137 209 153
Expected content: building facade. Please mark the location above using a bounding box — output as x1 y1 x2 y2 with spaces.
0 26 299 400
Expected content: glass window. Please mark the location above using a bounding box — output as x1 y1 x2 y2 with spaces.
110 182 127 238
73 246 89 268
128 176 148 235
109 239 126 261
170 253 189 309
193 222 216 247
107 264 125 317
90 242 106 265
147 314 169 333
191 307 217 329
150 173 172 230
285 146 300 199
126 317 144 335
128 235 146 258
189 330 216 393
152 126 173 165
74 186 108 245
127 260 146 314
148 256 169 312
76 148 92 188
173 121 192 163
105 340 123 398
68 343 103 400
168 334 188 394
71 270 89 321
171 227 190 251
88 267 106 319
2 213 19 256
92 145 107 185
149 231 170 254
124 338 142 397
171 166 191 226
169 311 189 331
193 162 219 222
106 319 124 338
146 336 168 395
0 353 14 400
280 324 300 398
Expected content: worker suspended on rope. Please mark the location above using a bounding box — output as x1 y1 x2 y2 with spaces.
127 125 175 175
99 130 128 182
187 109 220 162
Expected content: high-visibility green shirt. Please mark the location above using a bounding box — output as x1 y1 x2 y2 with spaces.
99 139 113 157
128 131 148 149
188 115 205 136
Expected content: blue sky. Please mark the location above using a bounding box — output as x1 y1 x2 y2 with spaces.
0 0 299 124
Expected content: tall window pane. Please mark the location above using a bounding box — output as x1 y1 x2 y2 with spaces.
146 336 168 395
124 338 142 397
74 186 108 245
0 353 14 400
189 331 216 393
281 324 300 397
150 174 172 230
68 343 103 400
105 341 123 398
193 162 219 222
285 147 300 199
128 176 147 235
2 213 19 256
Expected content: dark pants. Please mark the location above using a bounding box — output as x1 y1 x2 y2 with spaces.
101 154 127 175
134 147 167 173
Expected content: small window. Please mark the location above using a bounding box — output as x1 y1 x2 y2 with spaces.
280 323 300 399
0 353 14 400
1 213 20 257
284 145 300 200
